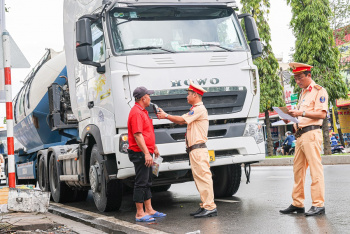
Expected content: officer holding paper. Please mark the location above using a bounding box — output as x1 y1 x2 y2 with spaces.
280 63 328 216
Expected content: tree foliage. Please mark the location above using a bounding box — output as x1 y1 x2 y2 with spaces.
240 0 285 112
287 0 348 104
240 0 285 156
330 0 350 75
287 0 348 154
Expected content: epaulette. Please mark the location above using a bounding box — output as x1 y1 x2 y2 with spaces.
314 84 323 90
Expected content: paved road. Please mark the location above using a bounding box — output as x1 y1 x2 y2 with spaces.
51 165 350 233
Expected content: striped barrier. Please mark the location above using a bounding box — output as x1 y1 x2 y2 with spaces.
2 31 15 188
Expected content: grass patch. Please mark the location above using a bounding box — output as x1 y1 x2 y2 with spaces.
266 155 294 158
266 153 350 158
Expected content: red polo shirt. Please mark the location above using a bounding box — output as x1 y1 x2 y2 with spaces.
127 102 155 154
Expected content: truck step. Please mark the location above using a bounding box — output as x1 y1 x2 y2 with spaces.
60 175 79 181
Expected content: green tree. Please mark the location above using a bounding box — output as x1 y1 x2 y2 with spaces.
287 0 348 155
240 0 285 156
330 0 350 82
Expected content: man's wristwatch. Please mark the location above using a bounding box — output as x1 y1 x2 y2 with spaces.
302 111 306 117
165 114 169 119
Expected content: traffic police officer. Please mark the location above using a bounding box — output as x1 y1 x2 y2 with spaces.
280 62 328 216
157 81 217 218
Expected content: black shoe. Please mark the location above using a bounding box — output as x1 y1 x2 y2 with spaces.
279 204 305 214
190 208 204 216
305 206 325 216
194 208 218 218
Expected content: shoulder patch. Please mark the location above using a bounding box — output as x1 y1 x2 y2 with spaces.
314 84 323 90
188 110 194 115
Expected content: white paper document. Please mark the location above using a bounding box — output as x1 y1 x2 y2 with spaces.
272 107 299 123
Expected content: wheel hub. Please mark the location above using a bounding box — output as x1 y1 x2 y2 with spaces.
89 164 101 193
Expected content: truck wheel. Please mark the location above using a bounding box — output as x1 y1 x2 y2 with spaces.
49 154 74 202
38 156 49 192
212 164 241 197
90 145 123 212
151 184 171 192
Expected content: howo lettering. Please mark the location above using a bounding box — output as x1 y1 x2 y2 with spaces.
12 0 265 212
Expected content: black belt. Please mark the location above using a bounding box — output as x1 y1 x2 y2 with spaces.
186 143 207 153
295 125 321 139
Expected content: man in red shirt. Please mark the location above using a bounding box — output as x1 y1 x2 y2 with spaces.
127 86 166 222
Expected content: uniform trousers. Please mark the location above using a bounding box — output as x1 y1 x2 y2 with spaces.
190 148 216 210
292 129 324 208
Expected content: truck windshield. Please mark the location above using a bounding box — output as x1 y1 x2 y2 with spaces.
109 6 247 54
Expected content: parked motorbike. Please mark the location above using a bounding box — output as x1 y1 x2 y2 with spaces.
331 144 345 154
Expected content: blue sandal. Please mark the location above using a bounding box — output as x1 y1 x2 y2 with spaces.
151 211 167 218
135 215 155 222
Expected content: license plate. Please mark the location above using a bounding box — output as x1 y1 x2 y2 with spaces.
209 150 215 162
0 180 6 184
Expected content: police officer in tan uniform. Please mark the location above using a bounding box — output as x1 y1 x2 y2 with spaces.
157 81 217 218
280 63 328 216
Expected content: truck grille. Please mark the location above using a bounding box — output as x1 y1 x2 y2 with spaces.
162 149 239 163
146 90 247 118
171 129 227 141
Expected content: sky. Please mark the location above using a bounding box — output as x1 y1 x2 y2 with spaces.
0 0 295 121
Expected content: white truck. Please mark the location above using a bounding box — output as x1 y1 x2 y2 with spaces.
13 0 265 212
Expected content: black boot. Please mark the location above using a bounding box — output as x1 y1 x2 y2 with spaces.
279 204 305 214
194 208 218 218
190 208 204 216
305 206 325 216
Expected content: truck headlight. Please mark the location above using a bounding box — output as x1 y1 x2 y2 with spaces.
243 123 264 144
119 134 129 153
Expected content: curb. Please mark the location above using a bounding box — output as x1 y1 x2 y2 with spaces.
49 203 168 234
253 155 350 166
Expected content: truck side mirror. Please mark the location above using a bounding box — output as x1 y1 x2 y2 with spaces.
76 17 100 67
238 14 262 59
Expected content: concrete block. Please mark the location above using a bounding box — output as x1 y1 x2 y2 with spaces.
7 188 50 213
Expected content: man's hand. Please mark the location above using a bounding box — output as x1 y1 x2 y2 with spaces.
287 109 302 118
154 145 160 158
145 153 153 167
282 119 290 124
157 108 168 119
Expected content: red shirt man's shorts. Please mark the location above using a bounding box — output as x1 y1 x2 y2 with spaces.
127 103 155 154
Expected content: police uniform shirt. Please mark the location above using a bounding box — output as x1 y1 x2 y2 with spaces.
181 102 209 147
297 80 328 128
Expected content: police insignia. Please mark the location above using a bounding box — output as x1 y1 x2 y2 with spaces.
314 84 322 90
188 110 194 115
320 96 326 103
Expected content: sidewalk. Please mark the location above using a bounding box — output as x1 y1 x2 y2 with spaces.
0 211 108 233
253 154 350 166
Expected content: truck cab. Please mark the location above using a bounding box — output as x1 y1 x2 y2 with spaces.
11 0 264 212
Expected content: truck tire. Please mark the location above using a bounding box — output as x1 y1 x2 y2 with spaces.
90 145 122 212
38 156 49 192
49 154 75 202
151 184 171 192
212 164 241 197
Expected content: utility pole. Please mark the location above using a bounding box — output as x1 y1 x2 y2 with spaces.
1 0 15 188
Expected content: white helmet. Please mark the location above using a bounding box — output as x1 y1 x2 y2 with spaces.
285 131 291 137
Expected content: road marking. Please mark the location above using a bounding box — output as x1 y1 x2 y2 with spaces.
51 202 168 234
214 199 240 203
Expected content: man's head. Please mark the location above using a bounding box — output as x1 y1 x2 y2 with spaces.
133 86 154 108
186 81 206 105
289 62 313 89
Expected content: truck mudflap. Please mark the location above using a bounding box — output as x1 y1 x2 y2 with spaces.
16 161 36 180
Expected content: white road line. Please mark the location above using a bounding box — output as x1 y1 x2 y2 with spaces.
51 202 168 234
214 199 240 203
